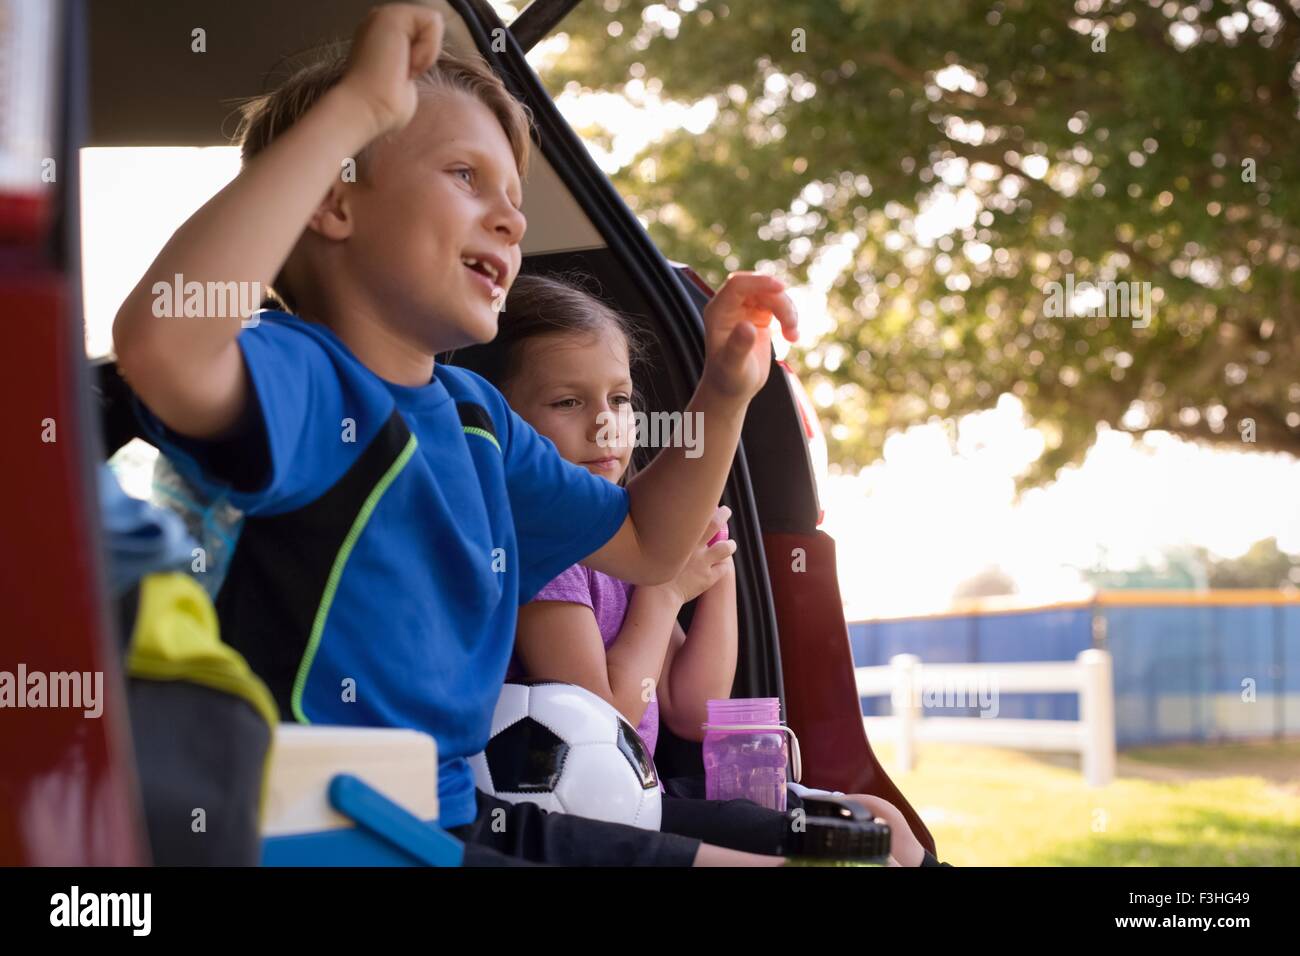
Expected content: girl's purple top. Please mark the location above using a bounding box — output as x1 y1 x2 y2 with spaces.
515 564 660 758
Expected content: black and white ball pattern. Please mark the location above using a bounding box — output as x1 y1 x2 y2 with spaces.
469 681 661 829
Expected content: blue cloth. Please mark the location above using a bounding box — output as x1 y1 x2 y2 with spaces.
98 464 197 595
137 313 630 827
148 455 244 599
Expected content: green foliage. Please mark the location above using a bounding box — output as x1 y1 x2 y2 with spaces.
952 565 1019 600
533 0 1300 483
1081 537 1299 588
1204 536 1300 587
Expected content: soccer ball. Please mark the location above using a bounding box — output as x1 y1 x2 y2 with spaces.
469 681 661 830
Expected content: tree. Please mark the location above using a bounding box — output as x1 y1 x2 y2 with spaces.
1084 544 1210 589
534 0 1300 483
1204 537 1300 587
952 565 1018 601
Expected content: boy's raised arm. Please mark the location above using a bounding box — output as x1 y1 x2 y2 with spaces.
584 273 798 585
112 4 443 439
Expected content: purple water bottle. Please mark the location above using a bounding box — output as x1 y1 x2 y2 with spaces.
702 698 795 811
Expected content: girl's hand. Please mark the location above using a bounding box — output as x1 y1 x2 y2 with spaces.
657 506 736 605
338 4 444 140
699 273 799 401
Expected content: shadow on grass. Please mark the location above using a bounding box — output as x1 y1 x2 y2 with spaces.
1021 806 1300 866
1014 740 1300 787
1121 740 1300 783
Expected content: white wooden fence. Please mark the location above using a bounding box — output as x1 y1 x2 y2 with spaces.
855 649 1116 786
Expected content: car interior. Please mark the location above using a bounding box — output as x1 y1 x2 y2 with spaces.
9 0 938 862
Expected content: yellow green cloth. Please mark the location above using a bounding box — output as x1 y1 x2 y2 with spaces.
125 572 278 810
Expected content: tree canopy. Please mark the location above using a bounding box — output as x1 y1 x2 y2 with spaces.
531 0 1300 483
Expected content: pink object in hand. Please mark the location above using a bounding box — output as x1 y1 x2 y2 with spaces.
708 525 729 546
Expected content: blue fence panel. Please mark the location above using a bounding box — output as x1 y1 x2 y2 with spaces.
1209 604 1278 741
849 609 1091 719
1102 605 1215 746
975 608 1092 721
851 595 1299 748
1282 604 1300 735
849 616 975 716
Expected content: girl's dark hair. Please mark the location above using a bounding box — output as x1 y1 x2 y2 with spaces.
452 272 650 483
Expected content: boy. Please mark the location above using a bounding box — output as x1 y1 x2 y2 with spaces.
113 4 797 866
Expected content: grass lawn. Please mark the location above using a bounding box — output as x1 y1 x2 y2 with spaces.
872 739 1300 866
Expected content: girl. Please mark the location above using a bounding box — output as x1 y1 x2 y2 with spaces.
458 273 935 866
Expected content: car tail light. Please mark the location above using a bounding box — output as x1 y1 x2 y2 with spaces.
0 0 61 245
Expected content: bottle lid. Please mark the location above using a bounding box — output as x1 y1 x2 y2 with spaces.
706 696 780 725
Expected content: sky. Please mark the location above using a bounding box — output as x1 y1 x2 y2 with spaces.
81 13 1300 620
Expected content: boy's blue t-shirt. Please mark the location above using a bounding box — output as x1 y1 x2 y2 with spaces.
137 312 630 828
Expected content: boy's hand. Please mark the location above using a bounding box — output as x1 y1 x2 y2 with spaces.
654 506 736 606
339 4 444 140
699 272 798 401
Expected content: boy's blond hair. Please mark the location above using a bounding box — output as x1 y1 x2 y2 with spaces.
234 42 533 311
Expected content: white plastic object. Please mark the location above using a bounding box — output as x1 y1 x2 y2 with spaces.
262 725 439 837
